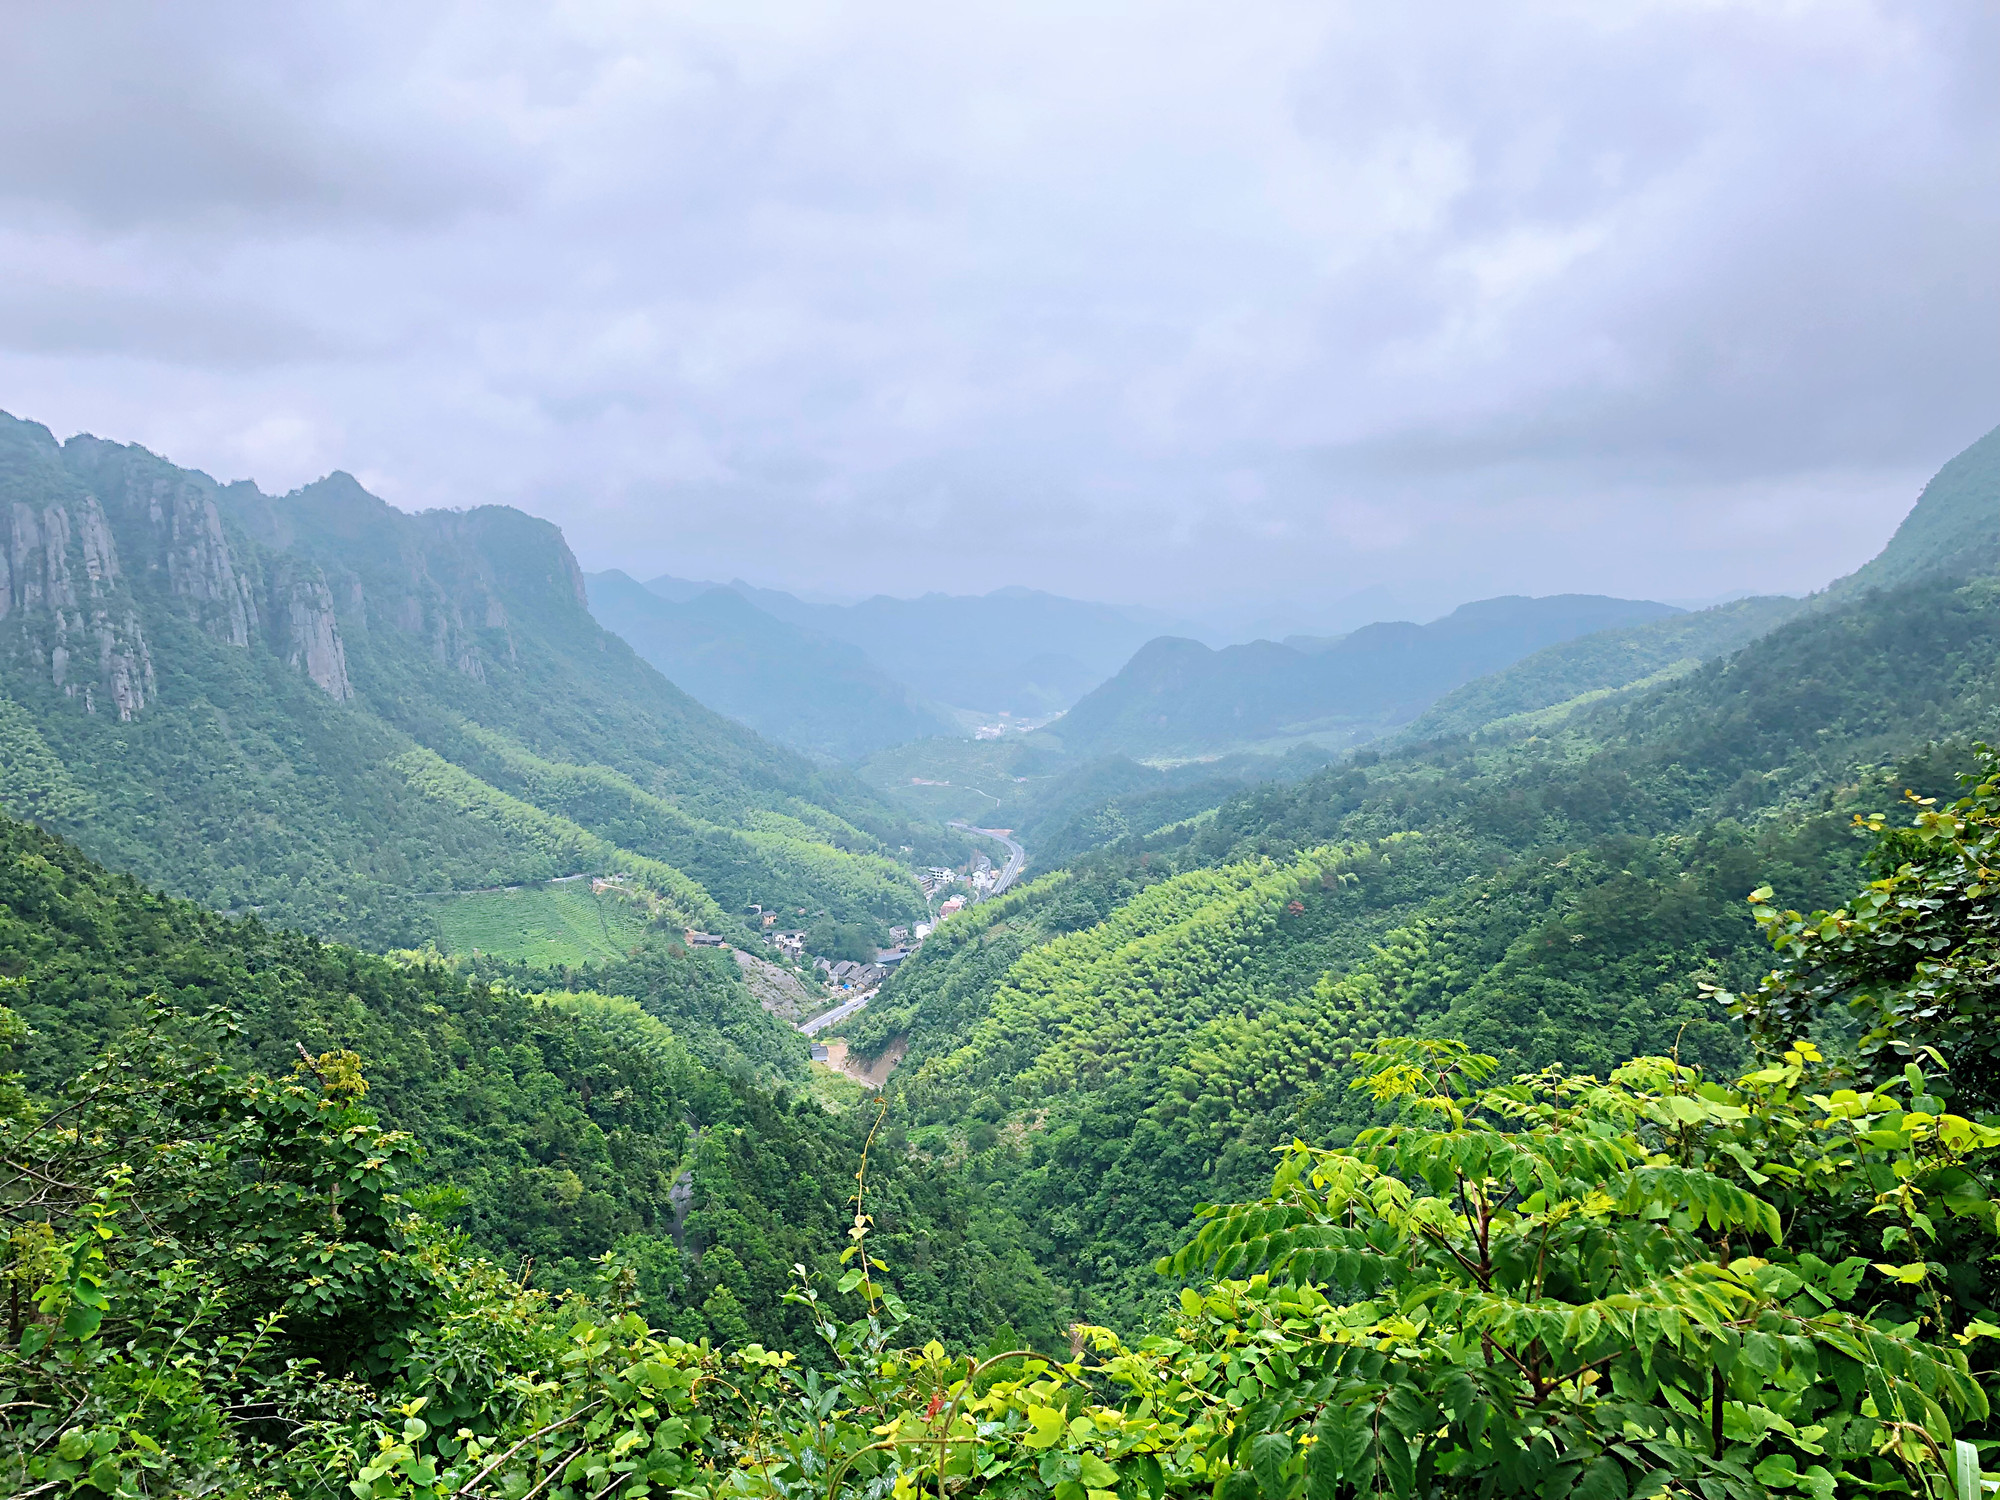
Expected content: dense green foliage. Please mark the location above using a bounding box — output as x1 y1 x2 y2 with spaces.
0 812 1065 1376
10 917 2000 1497
7 413 2000 1497
839 574 2000 1328
0 411 942 953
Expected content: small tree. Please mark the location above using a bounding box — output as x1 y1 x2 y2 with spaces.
1734 743 2000 1108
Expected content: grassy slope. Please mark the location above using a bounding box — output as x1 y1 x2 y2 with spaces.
428 883 655 965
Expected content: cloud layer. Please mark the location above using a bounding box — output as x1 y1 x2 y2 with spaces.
3 1 1996 625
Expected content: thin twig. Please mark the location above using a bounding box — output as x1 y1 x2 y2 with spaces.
516 1442 589 1500
450 1401 604 1497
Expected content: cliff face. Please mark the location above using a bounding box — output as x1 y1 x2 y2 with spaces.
0 430 157 721
272 560 354 701
0 407 927 954
0 414 611 718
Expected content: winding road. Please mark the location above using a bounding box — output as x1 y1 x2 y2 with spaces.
795 826 1025 1051
949 822 1027 895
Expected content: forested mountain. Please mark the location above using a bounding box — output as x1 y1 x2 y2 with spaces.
1043 593 1681 759
1829 418 2000 597
0 411 945 949
8 409 2000 1494
646 574 1187 716
0 807 1067 1355
852 569 2000 1323
826 421 2000 1327
586 570 959 760
1401 593 1801 739
11 773 1996 1497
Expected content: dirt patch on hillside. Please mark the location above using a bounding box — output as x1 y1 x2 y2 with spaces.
820 1035 907 1088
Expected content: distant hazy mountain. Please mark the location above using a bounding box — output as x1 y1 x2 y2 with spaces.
1400 594 1803 740
1044 594 1682 758
587 570 959 760
644 576 1188 716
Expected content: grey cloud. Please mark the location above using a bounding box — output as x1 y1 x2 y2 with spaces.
0 1 1995 627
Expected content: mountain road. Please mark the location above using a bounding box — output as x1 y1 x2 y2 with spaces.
949 822 1026 894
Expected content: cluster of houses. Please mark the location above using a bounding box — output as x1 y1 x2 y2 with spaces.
923 853 1001 905
814 957 890 990
684 901 952 1002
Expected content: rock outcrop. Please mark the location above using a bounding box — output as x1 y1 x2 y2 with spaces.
0 490 156 720
272 562 353 702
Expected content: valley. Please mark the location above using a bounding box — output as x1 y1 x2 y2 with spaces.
6 407 2000 1495
8 10 1995 1493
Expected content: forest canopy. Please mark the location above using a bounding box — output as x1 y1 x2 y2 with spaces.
8 758 2000 1497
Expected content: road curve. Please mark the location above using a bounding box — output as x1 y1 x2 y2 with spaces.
948 821 1026 894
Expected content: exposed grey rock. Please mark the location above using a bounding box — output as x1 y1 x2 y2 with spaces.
156 481 258 647
731 946 819 1021
273 563 353 701
3 495 153 718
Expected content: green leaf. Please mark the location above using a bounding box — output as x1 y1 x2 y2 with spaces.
1022 1407 1068 1450
1078 1455 1118 1489
1754 1455 1799 1488
1578 1458 1628 1500
1250 1431 1293 1499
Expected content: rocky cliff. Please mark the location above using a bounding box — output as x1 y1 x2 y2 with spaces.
0 414 597 715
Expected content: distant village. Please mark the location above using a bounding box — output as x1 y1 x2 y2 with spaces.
676 846 1007 1000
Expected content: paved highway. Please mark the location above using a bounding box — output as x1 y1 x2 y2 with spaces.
800 989 874 1036
949 822 1026 894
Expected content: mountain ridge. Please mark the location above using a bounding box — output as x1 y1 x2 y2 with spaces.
587 569 960 760
1041 592 1683 758
0 409 941 951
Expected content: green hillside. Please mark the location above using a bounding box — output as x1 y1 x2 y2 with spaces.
1400 593 1802 740
0 411 945 951
1041 594 1680 759
847 565 2000 1324
427 881 654 965
1830 418 2000 596
8 659 1996 1498
0 808 1065 1349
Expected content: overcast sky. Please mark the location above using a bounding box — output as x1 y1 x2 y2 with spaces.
3 2 1996 629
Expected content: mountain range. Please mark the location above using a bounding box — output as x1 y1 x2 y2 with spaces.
9 408 2000 1479
589 570 1734 771
636 574 1188 717
0 409 949 957
1039 593 1685 759
585 570 961 761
